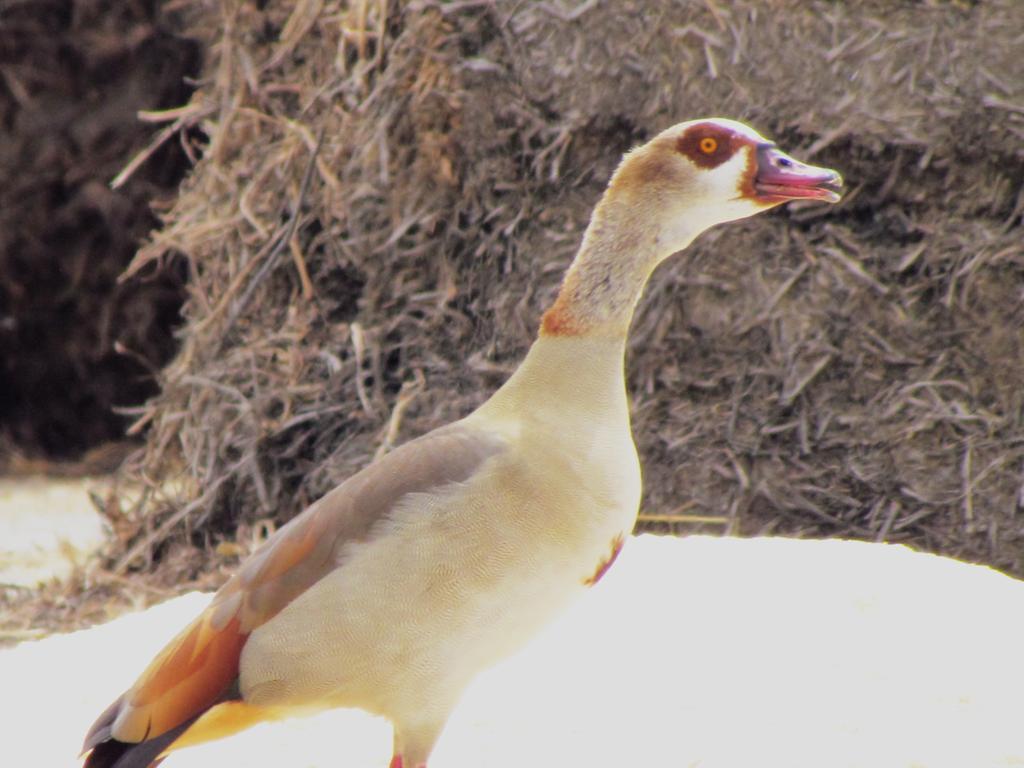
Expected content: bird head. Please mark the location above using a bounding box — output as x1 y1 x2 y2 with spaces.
605 117 843 257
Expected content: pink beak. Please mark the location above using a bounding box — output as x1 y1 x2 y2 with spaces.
753 144 843 204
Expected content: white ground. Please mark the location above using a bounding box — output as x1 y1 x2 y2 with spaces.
0 477 107 587
3 533 1023 767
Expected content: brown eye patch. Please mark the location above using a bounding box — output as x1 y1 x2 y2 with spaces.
676 124 738 168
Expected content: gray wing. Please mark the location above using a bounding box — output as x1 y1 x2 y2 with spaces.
227 422 507 630
82 422 506 751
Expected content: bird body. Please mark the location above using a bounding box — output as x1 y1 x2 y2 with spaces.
241 349 641 762
82 118 841 768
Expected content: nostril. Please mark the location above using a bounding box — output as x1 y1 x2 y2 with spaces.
778 157 793 168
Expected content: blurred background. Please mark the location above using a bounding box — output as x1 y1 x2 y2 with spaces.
1 0 1022 633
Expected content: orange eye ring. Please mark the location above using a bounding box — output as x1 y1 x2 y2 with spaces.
699 137 718 154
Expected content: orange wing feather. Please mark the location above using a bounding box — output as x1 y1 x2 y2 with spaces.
114 611 248 742
109 520 325 744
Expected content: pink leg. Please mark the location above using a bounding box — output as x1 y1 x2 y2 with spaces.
389 756 427 768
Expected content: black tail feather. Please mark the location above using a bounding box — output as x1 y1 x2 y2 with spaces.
82 716 198 768
82 680 242 768
81 694 124 756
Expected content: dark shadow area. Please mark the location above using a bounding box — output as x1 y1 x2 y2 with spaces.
0 0 201 463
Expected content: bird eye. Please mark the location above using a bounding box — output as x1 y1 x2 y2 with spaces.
699 137 718 154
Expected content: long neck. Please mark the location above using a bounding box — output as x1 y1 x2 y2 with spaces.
540 192 696 340
475 190 700 424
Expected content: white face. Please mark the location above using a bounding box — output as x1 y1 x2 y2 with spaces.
646 118 841 256
679 145 767 217
654 121 766 252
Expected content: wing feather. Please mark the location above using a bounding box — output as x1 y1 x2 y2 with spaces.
83 424 505 761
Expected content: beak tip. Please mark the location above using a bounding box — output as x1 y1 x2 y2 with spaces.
753 146 844 205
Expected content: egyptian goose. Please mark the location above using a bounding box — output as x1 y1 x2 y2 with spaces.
82 118 841 768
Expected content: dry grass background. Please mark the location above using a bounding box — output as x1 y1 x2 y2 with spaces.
93 0 1023 583
0 0 198 459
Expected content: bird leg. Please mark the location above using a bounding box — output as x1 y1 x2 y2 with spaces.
389 755 426 768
